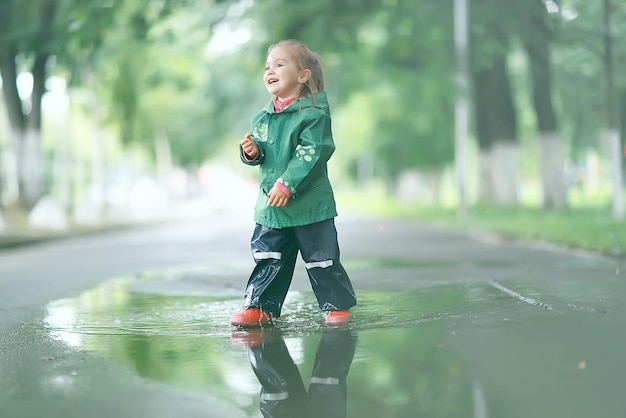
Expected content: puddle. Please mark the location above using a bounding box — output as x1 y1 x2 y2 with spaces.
44 272 458 339
42 270 626 418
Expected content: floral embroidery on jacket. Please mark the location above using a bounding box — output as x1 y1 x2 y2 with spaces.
252 123 268 143
295 144 316 162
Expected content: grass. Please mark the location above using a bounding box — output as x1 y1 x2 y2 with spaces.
337 191 626 257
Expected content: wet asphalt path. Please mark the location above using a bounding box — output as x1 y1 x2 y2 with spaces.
1 211 625 418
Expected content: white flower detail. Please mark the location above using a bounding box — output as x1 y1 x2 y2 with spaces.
295 144 315 162
252 123 269 142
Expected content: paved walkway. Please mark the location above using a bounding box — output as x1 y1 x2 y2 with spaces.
2 204 625 417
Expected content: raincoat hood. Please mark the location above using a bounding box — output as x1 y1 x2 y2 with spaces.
264 91 330 116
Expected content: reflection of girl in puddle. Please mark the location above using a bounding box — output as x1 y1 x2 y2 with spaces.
232 329 357 418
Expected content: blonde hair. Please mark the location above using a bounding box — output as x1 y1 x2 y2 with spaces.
268 40 325 97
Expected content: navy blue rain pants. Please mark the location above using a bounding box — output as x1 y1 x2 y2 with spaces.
242 218 357 317
247 329 357 418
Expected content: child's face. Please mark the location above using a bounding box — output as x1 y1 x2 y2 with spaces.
264 46 310 100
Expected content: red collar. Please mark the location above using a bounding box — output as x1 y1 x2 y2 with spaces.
274 97 297 113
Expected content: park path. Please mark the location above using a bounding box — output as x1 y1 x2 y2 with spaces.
1 204 625 418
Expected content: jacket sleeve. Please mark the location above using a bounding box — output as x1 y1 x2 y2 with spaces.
276 108 335 197
239 140 265 166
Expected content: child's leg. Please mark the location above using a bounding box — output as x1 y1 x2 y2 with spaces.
242 224 298 317
294 219 357 312
307 329 357 417
246 331 307 416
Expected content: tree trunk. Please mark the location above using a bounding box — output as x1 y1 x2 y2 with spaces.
491 142 519 205
156 127 173 187
0 48 24 205
19 128 44 207
0 0 58 211
425 170 443 206
472 55 519 205
603 0 624 219
0 47 27 209
619 88 626 173
470 0 520 206
16 54 48 208
477 150 494 201
0 106 4 208
84 67 107 221
522 0 567 210
454 0 470 219
54 97 74 214
538 132 566 208
0 47 51 210
0 47 24 132
473 68 494 202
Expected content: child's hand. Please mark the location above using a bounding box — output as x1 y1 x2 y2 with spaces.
240 134 259 159
268 185 289 207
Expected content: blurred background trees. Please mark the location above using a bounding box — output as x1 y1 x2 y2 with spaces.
0 0 624 228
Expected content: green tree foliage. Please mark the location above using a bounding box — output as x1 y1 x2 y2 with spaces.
91 0 233 166
552 0 626 161
244 0 456 183
470 0 520 151
368 2 455 179
3 0 625 211
0 0 122 208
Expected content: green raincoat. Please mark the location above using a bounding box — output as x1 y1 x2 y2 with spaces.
241 92 338 228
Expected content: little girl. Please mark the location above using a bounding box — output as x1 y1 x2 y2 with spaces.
230 40 357 327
